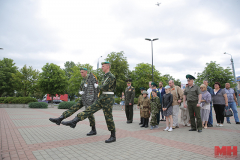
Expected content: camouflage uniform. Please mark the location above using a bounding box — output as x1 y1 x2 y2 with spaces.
62 76 95 127
150 96 161 126
76 71 116 131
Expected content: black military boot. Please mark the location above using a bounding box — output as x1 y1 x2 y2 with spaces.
145 118 149 128
86 126 97 136
105 131 116 143
49 115 64 125
140 118 146 127
139 117 143 125
61 116 81 128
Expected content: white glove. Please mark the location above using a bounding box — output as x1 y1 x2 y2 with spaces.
79 91 84 95
94 83 98 88
84 84 87 87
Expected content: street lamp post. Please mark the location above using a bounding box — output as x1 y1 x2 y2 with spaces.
145 38 158 82
224 52 240 105
97 56 102 70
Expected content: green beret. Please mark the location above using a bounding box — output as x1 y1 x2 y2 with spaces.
186 74 195 80
126 79 132 83
80 68 87 71
139 87 146 90
101 61 110 65
151 82 157 87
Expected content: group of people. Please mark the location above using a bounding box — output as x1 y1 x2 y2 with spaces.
122 74 240 133
48 62 239 144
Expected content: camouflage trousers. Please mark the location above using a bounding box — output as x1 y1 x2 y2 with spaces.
76 94 115 132
62 98 95 127
150 112 158 126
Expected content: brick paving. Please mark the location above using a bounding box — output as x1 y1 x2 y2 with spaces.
0 107 240 160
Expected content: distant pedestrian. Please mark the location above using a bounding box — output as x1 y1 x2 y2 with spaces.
183 74 202 133
140 91 150 128
125 79 135 124
169 80 183 129
120 92 125 111
212 82 228 127
137 87 145 125
200 84 211 129
150 89 161 130
224 83 240 124
163 85 173 132
158 81 166 122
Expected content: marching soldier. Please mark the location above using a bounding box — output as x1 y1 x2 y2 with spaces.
49 68 97 136
60 62 117 143
125 79 135 123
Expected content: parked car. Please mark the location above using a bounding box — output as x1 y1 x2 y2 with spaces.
52 100 63 104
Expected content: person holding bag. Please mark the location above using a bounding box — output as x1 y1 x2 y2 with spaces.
200 84 211 129
212 82 228 127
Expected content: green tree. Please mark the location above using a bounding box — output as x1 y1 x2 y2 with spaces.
131 63 161 97
76 63 93 72
38 63 68 103
64 61 76 80
195 61 235 88
68 66 82 98
11 65 39 97
0 58 18 97
105 51 130 96
163 74 181 87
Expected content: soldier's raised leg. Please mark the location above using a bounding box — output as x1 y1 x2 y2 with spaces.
49 98 84 125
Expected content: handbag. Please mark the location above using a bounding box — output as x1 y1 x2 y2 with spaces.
223 107 233 117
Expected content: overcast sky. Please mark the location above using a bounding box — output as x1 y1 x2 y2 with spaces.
1 0 240 84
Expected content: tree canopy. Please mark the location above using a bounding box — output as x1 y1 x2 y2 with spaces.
0 58 18 97
38 63 68 102
195 61 235 88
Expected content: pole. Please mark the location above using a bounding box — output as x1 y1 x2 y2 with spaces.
151 40 154 82
230 56 240 105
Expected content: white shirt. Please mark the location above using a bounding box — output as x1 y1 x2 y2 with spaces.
147 88 152 98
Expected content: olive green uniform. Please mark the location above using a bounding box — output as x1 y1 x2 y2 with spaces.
125 86 135 122
150 96 161 126
62 76 95 127
75 71 116 131
184 85 202 130
140 97 151 118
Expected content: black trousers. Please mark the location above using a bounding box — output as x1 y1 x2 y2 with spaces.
125 104 133 122
213 104 225 124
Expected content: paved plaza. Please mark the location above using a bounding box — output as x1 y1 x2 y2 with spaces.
0 107 240 160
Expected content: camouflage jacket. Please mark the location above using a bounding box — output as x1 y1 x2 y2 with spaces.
137 94 143 106
150 96 161 114
79 76 88 91
99 71 116 94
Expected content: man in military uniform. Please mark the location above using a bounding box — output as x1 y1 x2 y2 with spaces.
125 79 135 123
49 68 97 136
183 74 202 133
61 62 116 143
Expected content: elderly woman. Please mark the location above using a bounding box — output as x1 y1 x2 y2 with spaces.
212 82 228 127
200 84 211 129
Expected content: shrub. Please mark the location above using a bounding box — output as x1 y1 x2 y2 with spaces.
134 98 138 104
58 101 76 109
114 97 121 104
0 97 5 103
29 102 48 108
1 97 37 104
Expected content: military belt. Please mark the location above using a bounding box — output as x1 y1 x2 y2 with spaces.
102 92 114 94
